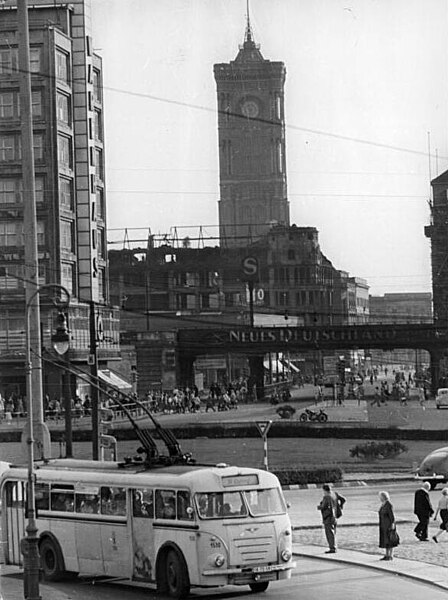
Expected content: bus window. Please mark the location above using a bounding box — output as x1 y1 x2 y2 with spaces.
5 481 25 508
195 491 247 519
50 486 74 512
244 488 286 516
132 489 154 518
177 490 194 521
100 487 127 516
35 483 49 510
76 492 100 514
155 490 176 519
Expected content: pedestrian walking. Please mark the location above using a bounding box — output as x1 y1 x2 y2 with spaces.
414 481 433 541
378 491 399 560
432 487 448 543
370 387 381 407
317 483 346 554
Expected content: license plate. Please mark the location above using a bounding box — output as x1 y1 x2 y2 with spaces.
253 565 276 573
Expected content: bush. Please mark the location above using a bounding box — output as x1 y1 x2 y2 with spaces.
273 467 343 486
349 440 408 460
276 405 296 419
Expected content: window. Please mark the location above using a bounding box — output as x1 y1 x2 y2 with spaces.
96 188 105 219
75 487 100 514
56 50 69 84
29 48 41 73
35 483 50 510
60 220 73 251
50 485 74 512
33 134 44 160
0 179 16 203
94 110 102 140
32 91 42 118
244 488 285 516
58 135 71 167
0 266 20 290
0 92 13 118
95 148 103 180
59 177 73 209
100 486 126 516
0 48 18 75
97 228 105 258
155 490 176 520
195 491 248 519
93 69 101 101
177 491 193 521
132 489 154 518
36 221 45 245
57 93 69 124
0 222 18 246
61 263 73 295
0 135 14 161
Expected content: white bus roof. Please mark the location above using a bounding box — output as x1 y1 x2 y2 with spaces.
0 459 280 492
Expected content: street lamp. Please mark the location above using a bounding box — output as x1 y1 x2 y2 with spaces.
23 284 70 600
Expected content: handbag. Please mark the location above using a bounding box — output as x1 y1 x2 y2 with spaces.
389 527 400 547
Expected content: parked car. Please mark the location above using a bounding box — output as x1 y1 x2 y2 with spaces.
416 446 448 489
436 388 448 409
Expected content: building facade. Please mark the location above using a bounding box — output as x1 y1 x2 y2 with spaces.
214 19 289 247
0 0 120 401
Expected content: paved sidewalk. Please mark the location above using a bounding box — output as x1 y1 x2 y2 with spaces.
294 543 448 591
0 564 73 599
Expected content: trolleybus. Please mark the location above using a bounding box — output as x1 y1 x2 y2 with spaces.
1 458 295 598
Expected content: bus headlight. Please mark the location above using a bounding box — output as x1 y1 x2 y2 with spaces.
214 554 225 567
281 549 292 562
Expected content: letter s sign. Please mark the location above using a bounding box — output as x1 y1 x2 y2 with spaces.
241 256 259 282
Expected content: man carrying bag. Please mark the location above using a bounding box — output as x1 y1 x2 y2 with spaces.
318 483 346 553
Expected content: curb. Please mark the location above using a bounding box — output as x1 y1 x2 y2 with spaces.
292 518 413 531
282 480 368 491
294 548 448 592
282 475 416 491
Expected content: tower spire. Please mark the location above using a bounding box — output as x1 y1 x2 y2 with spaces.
245 0 254 43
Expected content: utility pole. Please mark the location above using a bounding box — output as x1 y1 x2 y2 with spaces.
89 301 100 460
18 0 51 463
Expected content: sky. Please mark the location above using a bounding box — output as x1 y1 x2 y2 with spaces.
91 0 448 296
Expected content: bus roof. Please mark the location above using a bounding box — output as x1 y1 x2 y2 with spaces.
0 459 280 492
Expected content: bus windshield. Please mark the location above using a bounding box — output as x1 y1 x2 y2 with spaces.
195 487 285 519
243 488 286 516
196 491 247 518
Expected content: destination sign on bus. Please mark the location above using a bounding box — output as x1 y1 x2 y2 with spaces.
222 474 259 487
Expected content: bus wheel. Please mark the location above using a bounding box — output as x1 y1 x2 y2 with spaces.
165 549 190 599
39 537 65 581
249 581 270 593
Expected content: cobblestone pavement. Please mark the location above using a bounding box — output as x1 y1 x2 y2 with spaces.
294 522 448 566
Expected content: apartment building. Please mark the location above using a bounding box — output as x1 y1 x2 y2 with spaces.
0 0 120 400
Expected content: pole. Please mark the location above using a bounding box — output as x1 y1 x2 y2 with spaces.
18 0 50 459
90 301 100 460
263 434 269 471
22 303 41 600
248 281 254 327
64 355 73 457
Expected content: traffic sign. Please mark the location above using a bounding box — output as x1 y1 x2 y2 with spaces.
255 420 272 438
241 256 259 281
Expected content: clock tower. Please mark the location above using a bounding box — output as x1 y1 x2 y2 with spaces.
214 15 290 247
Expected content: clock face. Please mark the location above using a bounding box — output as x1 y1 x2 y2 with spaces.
241 100 260 118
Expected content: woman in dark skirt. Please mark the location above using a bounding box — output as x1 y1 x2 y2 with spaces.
378 491 397 561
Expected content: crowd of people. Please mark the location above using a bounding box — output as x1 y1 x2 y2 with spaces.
317 481 448 561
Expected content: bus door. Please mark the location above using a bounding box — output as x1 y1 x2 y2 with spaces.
99 486 129 577
3 480 25 566
130 488 155 582
73 485 104 574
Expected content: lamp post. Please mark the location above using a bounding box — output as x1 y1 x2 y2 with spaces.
23 284 70 600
